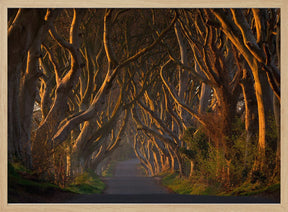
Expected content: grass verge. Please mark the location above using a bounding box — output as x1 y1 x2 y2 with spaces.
65 169 105 194
160 172 214 195
159 171 280 200
8 162 105 202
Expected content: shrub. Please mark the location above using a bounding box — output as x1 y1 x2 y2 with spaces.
182 127 209 172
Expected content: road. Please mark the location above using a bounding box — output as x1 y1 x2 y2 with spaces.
103 158 169 194
66 158 278 203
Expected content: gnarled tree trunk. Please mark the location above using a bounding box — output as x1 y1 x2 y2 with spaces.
8 9 46 163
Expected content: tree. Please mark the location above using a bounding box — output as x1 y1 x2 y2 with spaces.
8 9 51 167
8 8 280 189
211 8 280 172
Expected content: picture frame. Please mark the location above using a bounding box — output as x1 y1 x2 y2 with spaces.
1 1 287 211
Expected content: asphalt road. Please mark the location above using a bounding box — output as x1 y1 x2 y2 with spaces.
65 158 279 204
102 158 169 194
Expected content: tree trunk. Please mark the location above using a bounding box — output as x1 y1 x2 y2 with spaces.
174 22 190 133
240 68 258 169
19 51 41 169
211 9 271 172
8 9 46 162
32 9 84 172
19 10 57 169
39 58 55 120
199 83 211 113
194 63 211 114
252 63 267 171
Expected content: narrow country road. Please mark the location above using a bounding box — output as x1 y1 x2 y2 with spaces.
66 159 278 203
103 158 169 194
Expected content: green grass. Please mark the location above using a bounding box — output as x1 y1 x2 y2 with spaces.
10 161 32 174
9 162 105 196
8 162 60 195
65 169 105 194
160 173 208 195
159 171 280 198
224 182 280 197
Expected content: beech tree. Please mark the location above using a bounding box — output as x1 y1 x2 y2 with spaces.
9 9 55 167
8 8 280 188
210 8 280 172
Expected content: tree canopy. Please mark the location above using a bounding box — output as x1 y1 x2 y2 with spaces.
8 8 280 189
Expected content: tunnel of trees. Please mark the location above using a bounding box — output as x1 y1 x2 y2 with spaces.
8 8 280 191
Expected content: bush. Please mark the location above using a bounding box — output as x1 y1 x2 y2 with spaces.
173 116 280 195
182 127 209 172
229 133 257 185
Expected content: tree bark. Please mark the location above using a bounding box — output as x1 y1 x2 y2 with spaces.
32 9 84 171
174 22 190 132
240 68 258 167
19 9 58 169
8 9 46 162
211 9 271 171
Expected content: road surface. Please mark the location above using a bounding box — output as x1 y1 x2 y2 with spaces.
103 158 169 194
66 158 278 203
